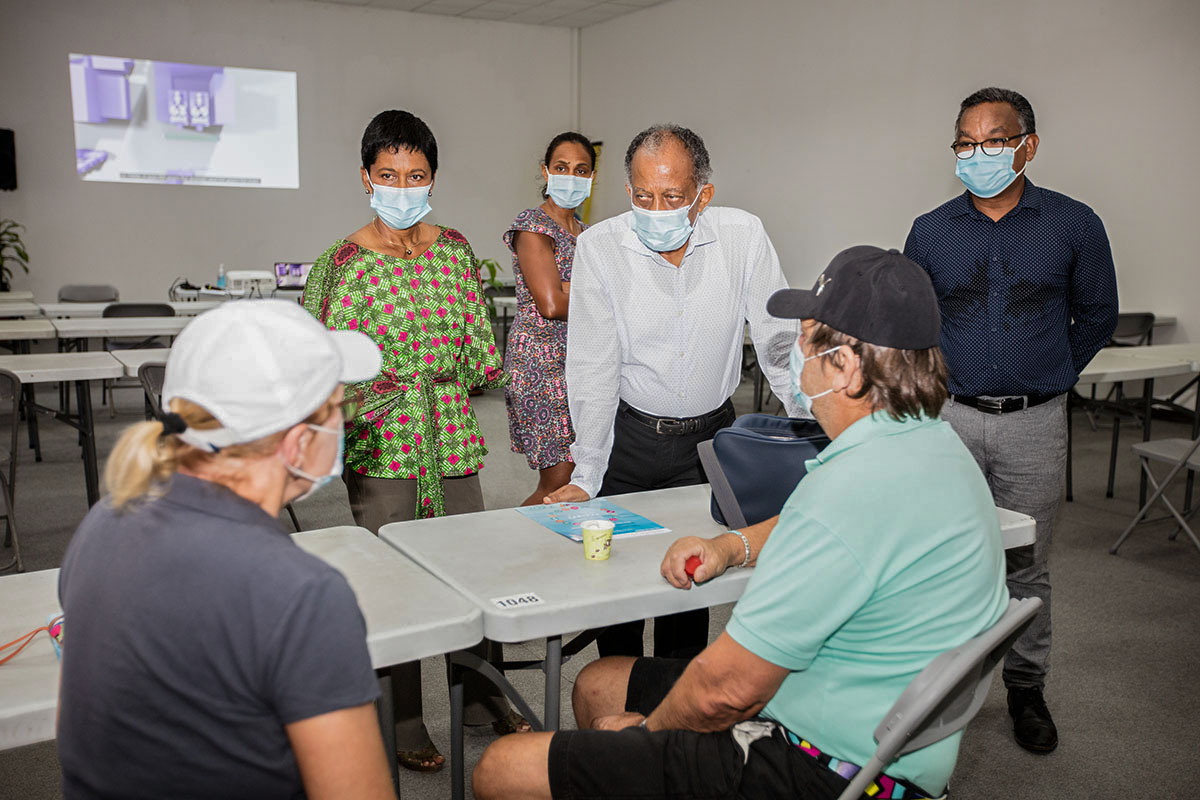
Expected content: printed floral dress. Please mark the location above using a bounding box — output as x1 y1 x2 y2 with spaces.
303 228 506 518
502 208 586 470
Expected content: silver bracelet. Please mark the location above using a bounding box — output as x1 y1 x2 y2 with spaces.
730 529 751 568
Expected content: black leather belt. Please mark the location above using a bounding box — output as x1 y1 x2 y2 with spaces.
618 399 733 436
951 393 1061 415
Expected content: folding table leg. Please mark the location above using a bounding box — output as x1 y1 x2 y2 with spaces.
23 385 41 462
1139 377 1155 508
375 669 399 794
75 380 101 506
1107 381 1123 498
544 635 562 731
448 658 466 800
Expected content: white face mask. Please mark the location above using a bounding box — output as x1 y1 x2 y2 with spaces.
283 423 343 502
545 172 592 209
789 339 840 415
628 187 705 252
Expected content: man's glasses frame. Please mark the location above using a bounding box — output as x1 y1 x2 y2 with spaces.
951 132 1034 160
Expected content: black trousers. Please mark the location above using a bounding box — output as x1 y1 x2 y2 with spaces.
596 398 736 660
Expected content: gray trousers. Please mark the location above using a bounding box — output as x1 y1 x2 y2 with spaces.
344 471 511 750
941 394 1066 690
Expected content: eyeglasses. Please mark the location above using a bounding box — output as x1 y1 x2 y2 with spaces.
950 132 1033 160
340 389 364 421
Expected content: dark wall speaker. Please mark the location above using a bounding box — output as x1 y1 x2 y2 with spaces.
0 130 15 191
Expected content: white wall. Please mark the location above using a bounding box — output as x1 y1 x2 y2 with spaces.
580 0 1200 341
0 0 576 298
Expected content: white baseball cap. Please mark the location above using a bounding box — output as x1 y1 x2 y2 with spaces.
161 299 382 452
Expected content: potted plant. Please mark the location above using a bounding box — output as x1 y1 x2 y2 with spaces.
477 257 510 321
0 220 29 292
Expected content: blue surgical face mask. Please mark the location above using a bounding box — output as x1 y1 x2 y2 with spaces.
370 182 432 230
789 339 840 415
629 187 705 252
954 136 1029 199
546 173 592 210
285 423 344 502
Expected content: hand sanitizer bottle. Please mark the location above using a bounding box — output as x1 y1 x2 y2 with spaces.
217 263 226 289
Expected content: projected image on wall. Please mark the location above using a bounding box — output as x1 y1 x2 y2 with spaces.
68 54 299 188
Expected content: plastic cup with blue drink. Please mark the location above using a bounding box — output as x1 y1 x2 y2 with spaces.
581 519 614 561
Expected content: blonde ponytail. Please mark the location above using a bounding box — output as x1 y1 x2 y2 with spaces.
104 421 180 509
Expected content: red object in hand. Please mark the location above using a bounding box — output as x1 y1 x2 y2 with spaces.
684 555 702 578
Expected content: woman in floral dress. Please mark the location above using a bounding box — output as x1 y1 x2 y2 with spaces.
303 110 522 773
503 132 595 505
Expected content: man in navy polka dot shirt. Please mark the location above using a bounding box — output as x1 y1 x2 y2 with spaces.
904 87 1118 755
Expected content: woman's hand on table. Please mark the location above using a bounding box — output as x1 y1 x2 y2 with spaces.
543 484 590 504
661 535 738 589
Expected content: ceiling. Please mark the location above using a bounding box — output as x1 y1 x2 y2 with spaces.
313 0 671 28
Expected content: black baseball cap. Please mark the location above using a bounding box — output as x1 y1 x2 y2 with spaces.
766 246 941 350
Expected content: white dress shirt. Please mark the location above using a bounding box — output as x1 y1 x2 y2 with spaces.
565 206 800 497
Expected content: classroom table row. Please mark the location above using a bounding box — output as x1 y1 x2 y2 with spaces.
0 300 223 320
0 338 1194 522
0 490 1038 797
0 349 171 506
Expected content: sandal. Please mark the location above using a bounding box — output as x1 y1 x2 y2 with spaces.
397 744 445 773
491 709 533 736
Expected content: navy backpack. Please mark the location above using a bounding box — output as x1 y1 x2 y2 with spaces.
698 413 830 528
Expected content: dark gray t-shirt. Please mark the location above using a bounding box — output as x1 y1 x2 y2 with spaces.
57 475 379 800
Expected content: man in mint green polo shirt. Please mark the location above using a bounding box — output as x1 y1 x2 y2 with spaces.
473 246 1009 800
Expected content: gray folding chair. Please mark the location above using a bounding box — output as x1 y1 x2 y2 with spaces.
835 597 1043 800
138 362 167 421
0 369 23 572
138 362 303 533
57 284 119 303
1111 436 1200 555
102 303 175 415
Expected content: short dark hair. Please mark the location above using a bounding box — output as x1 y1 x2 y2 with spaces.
624 124 712 188
361 110 438 173
807 321 949 420
541 131 596 199
955 87 1036 136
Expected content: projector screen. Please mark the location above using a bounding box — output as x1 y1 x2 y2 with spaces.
68 54 299 188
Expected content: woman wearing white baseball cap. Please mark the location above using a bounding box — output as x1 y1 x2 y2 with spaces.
55 301 394 799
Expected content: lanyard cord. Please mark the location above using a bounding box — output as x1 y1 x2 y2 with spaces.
0 615 64 666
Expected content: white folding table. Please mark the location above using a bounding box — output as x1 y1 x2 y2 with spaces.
292 525 483 788
0 526 484 792
0 568 61 751
0 352 124 505
0 319 57 344
0 291 36 303
51 317 192 348
381 483 1035 800
1072 347 1200 503
0 302 43 319
110 348 170 377
37 301 221 319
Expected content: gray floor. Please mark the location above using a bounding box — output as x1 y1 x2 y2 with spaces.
1 379 1198 798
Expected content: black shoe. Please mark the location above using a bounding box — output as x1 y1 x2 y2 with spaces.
1007 686 1058 754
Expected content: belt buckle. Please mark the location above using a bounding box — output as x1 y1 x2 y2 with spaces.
655 418 672 435
977 397 1005 415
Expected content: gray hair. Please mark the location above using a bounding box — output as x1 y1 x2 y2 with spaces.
955 87 1036 136
624 124 712 189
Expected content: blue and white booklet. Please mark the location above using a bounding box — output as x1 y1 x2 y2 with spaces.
515 500 670 542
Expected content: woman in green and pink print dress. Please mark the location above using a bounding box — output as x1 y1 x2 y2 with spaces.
303 110 522 774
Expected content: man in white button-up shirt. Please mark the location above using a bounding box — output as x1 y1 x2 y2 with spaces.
546 124 798 659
